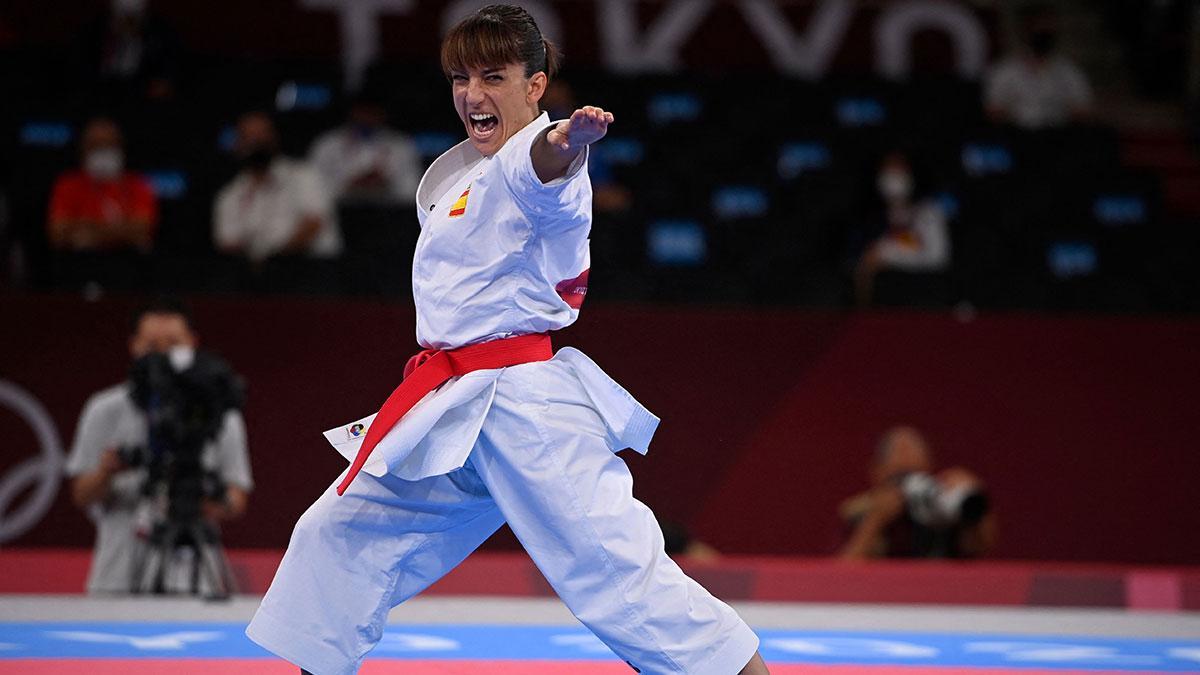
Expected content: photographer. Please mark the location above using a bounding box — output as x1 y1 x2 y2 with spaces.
64 297 252 594
838 426 995 560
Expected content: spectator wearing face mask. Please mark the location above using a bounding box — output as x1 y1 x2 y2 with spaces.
854 151 950 306
47 117 158 252
308 91 421 206
213 111 341 262
985 3 1093 129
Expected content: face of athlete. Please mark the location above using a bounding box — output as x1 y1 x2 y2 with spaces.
450 61 546 157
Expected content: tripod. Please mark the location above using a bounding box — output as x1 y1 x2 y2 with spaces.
132 515 237 599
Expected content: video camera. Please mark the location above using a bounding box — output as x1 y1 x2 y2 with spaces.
122 346 244 596
898 472 989 530
122 347 244 519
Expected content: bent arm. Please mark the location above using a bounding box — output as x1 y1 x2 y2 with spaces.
838 487 904 560
838 512 890 560
207 409 252 522
70 448 124 508
204 484 249 522
213 186 246 254
958 513 998 558
284 215 324 252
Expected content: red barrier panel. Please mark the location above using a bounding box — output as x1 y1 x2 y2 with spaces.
4 549 1200 610
9 661 1157 675
1 294 1198 564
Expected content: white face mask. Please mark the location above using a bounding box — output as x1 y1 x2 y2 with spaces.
84 148 124 180
168 345 195 372
878 171 913 201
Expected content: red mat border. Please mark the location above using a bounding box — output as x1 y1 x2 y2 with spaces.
2 660 1170 675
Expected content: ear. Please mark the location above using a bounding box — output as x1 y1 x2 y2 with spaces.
527 72 548 105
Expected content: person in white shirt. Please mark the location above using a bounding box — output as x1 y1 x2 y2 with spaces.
245 6 768 675
855 151 951 306
984 4 1093 129
65 297 252 594
213 112 342 261
308 91 422 206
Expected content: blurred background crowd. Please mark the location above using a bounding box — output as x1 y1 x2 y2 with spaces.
2 0 1199 579
2 0 1197 311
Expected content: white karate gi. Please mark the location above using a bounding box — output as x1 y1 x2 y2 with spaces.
246 112 759 675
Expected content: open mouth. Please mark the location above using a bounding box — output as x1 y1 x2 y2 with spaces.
468 112 498 138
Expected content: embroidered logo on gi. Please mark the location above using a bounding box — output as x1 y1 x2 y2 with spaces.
554 269 589 309
348 423 366 439
448 184 471 217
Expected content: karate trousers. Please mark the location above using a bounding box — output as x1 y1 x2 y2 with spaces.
246 361 760 675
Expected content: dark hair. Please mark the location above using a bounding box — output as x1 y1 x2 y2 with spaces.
441 4 559 79
130 295 194 334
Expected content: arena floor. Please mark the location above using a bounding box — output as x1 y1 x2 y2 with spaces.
2 595 1198 673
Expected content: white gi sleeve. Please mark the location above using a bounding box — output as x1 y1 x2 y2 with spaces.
501 121 591 232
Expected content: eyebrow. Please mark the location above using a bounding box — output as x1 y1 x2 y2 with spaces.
481 67 504 75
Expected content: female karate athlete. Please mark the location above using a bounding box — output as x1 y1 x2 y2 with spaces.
246 5 769 674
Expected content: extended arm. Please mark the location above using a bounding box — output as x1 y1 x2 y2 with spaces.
531 106 613 184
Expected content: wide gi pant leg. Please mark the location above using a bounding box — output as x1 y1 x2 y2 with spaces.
247 362 759 675
468 363 759 674
246 466 506 675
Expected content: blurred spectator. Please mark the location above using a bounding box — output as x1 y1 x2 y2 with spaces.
309 91 421 206
853 151 950 306
64 297 252 594
47 117 158 252
839 426 996 560
80 0 181 102
985 4 1093 129
214 111 342 262
658 518 721 563
542 79 631 213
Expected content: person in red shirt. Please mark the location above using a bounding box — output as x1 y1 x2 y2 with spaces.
47 117 158 251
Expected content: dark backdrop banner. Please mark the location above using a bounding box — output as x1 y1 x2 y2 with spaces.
1 293 1197 564
4 0 998 80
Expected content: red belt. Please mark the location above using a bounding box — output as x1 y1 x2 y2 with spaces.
336 333 553 495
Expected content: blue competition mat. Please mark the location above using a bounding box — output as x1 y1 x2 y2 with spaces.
0 623 1198 671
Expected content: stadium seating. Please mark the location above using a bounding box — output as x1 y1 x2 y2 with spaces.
2 57 1183 310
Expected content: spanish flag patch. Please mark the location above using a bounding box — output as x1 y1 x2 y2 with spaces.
448 185 470 217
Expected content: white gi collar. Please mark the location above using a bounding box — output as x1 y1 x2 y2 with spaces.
415 111 552 219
